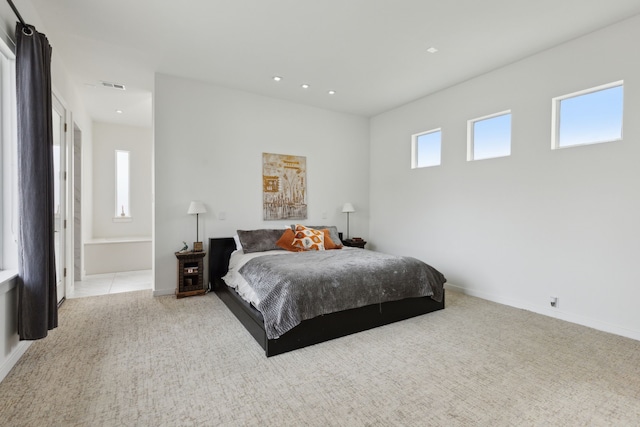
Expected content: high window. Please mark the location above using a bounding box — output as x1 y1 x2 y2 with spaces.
115 150 130 219
468 111 511 161
412 129 441 168
552 81 623 149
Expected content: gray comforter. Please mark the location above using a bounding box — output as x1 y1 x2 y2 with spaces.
238 249 446 339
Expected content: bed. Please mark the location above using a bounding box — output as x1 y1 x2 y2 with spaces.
208 228 446 357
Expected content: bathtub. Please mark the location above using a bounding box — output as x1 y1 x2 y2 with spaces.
84 237 152 275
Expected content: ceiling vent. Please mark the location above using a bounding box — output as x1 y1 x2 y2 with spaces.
101 81 126 90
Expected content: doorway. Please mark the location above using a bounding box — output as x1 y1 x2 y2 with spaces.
73 123 82 282
52 94 67 304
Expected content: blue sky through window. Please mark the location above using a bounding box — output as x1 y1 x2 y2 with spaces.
472 112 511 160
415 130 441 167
558 85 623 147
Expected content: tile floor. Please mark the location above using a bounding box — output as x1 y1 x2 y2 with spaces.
68 269 152 299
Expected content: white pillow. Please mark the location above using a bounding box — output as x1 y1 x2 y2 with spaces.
233 234 243 252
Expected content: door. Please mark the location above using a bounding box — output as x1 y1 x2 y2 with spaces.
52 95 66 303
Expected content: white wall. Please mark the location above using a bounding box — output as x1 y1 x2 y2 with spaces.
154 74 370 295
92 122 152 238
0 277 28 382
370 15 640 340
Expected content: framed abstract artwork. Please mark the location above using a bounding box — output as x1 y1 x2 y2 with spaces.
262 152 307 220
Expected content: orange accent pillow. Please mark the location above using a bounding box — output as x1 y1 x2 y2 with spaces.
322 229 342 249
276 229 304 252
292 224 325 251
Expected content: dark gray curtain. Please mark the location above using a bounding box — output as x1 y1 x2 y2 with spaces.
15 22 58 340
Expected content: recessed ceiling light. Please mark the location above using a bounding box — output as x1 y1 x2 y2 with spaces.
115 109 123 114
301 84 310 89
273 76 282 82
328 90 336 95
427 47 438 54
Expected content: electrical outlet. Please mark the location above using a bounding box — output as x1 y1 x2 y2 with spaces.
218 211 226 220
550 296 558 307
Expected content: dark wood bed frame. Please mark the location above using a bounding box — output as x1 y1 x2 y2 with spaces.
208 237 445 357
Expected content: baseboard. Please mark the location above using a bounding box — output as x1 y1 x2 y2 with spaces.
0 340 31 383
152 289 175 297
445 283 640 342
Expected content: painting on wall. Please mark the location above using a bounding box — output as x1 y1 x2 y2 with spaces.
262 152 307 220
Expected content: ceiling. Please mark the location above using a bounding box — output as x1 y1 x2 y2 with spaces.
25 0 640 128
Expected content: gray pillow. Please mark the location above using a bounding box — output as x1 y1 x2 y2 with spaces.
290 224 343 246
236 229 286 253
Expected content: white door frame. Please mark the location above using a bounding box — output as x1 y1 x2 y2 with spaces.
52 90 71 303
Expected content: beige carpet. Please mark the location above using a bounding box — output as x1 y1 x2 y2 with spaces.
1 290 639 426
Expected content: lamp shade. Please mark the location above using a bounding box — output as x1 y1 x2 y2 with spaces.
342 202 355 213
187 201 207 215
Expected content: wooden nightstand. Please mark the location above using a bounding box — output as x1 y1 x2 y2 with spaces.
175 251 206 298
342 239 367 249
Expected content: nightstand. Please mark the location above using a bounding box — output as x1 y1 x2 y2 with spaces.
342 239 367 249
175 251 206 298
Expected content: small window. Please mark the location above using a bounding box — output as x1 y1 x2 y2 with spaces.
115 150 130 218
411 129 441 168
552 81 623 149
468 111 511 161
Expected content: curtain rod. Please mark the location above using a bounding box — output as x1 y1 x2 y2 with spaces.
6 0 27 28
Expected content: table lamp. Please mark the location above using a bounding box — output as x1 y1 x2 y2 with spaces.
188 201 207 251
342 202 355 240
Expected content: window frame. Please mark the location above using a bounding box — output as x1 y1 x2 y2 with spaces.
411 128 442 169
0 37 17 271
467 110 512 161
551 80 624 150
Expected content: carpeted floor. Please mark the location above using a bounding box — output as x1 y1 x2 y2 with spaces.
0 289 639 426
